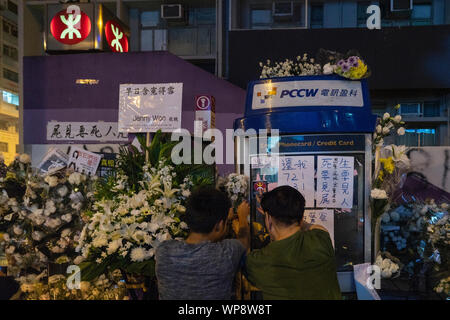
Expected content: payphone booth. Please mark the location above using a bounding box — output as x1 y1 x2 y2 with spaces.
234 75 377 293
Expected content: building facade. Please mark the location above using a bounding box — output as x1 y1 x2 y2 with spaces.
19 0 450 150
0 0 18 164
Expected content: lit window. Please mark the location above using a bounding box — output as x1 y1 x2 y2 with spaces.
2 90 19 106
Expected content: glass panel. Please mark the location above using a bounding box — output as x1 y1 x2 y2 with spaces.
397 128 437 146
154 30 167 51
140 29 154 51
3 90 19 106
251 9 271 25
141 11 160 27
412 4 431 19
196 27 211 56
310 5 323 28
196 7 215 25
168 28 196 56
423 101 440 117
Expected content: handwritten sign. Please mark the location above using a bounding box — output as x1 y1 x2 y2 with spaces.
47 122 128 142
67 147 102 176
250 156 279 169
118 83 183 132
304 209 334 247
316 156 354 209
278 156 315 207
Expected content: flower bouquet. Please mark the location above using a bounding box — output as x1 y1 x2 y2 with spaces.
0 154 95 276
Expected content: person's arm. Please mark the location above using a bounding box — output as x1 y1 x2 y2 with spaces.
236 201 250 250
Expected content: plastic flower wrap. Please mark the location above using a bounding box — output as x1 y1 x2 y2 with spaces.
222 173 249 210
334 56 369 80
0 155 95 276
75 159 193 281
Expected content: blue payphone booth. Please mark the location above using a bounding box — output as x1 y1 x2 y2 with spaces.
234 75 377 293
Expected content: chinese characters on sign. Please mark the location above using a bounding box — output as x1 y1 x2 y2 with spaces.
118 83 183 133
304 209 335 247
252 80 364 109
278 156 315 207
47 122 128 142
67 147 102 176
316 156 354 209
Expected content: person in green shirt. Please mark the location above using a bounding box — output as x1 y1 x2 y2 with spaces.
245 185 342 300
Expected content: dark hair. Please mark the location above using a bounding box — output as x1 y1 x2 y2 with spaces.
185 186 231 234
261 185 305 226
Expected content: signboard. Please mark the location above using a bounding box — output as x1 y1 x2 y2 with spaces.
67 147 102 175
96 153 117 178
195 95 215 137
278 156 315 207
118 83 183 133
316 156 354 209
252 79 363 110
105 20 129 53
50 7 92 45
47 122 128 142
304 209 334 247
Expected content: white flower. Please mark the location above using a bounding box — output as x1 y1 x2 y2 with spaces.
57 186 69 197
68 172 84 185
92 235 108 248
130 247 147 262
61 228 71 238
179 222 188 229
376 125 382 134
74 256 84 265
382 127 390 135
19 154 31 164
393 115 402 123
383 113 390 120
61 213 72 223
44 175 59 187
322 63 335 75
371 188 388 199
397 127 405 136
32 231 44 241
182 190 190 198
13 225 23 235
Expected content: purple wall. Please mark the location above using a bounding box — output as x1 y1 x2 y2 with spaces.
23 51 246 174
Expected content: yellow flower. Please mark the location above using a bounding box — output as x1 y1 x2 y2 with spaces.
380 157 395 174
378 170 384 182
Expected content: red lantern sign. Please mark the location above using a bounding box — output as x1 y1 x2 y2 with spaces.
50 8 91 45
105 20 129 53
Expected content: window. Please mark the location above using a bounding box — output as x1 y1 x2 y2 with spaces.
251 8 272 29
357 2 371 27
3 20 17 38
423 101 440 117
397 128 437 146
310 4 324 28
7 1 18 15
3 68 18 83
0 120 8 131
0 143 8 153
3 44 18 60
398 101 441 117
2 90 19 106
411 2 432 25
141 11 160 27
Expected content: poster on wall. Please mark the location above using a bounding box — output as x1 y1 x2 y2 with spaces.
278 156 315 207
47 122 128 142
37 147 69 175
316 156 354 209
118 83 183 133
304 209 334 247
67 147 102 176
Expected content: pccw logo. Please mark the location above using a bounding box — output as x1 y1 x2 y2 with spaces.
280 88 319 98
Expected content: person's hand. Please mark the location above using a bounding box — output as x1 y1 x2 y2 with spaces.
237 201 250 223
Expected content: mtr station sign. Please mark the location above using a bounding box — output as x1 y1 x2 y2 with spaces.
46 3 129 53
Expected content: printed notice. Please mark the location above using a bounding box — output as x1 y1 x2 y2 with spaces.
118 83 183 133
316 156 354 209
278 156 315 207
67 147 102 176
304 209 334 247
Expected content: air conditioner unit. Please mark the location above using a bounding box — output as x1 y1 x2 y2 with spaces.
273 2 293 20
399 103 422 116
390 0 412 12
161 4 183 19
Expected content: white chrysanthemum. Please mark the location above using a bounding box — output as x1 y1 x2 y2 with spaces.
57 185 69 197
13 225 23 235
371 188 388 199
19 153 31 164
397 127 405 136
32 231 44 241
68 172 84 185
130 247 147 262
383 113 390 120
44 175 59 187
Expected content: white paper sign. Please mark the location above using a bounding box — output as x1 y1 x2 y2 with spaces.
118 83 183 132
316 156 354 209
47 122 128 142
252 80 363 110
67 147 102 176
304 209 334 247
278 156 315 207
250 155 279 169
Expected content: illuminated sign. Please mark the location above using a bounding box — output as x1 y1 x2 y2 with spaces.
105 20 128 53
50 6 91 45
